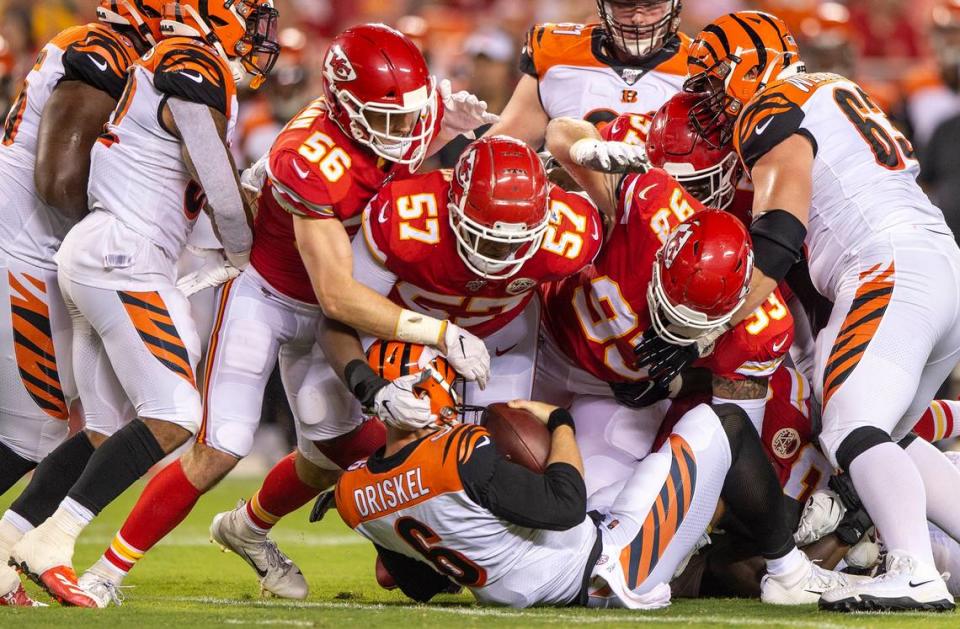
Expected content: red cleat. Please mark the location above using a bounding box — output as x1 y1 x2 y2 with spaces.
0 582 46 607
26 564 98 607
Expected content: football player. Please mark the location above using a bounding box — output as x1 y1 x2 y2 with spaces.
649 11 960 611
488 0 688 147
7 0 280 607
337 341 831 609
75 24 497 605
0 0 165 607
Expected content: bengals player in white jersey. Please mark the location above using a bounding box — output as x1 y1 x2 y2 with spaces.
652 11 960 611
488 1 688 147
7 0 280 607
76 24 497 604
0 0 165 607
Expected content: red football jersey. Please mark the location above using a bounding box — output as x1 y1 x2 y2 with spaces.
250 99 424 303
361 171 603 338
541 168 795 383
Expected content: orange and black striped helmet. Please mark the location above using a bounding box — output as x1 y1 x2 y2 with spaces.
684 11 803 145
367 340 460 427
97 0 165 50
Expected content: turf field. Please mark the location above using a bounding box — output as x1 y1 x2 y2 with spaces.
1 476 958 628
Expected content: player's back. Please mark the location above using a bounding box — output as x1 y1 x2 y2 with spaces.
87 36 237 262
361 172 603 338
521 23 689 128
335 424 597 607
251 99 400 304
541 169 701 381
0 23 137 268
734 72 951 297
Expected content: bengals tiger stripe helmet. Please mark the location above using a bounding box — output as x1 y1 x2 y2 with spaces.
160 0 279 89
684 11 804 145
367 340 460 429
97 0 165 50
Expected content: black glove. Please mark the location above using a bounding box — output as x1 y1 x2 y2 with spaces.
609 378 671 408
828 472 873 545
309 489 336 523
632 327 699 383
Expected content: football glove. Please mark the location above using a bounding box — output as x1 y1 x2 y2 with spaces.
438 79 499 140
569 138 650 173
373 371 434 431
632 324 726 382
441 323 490 389
829 472 874 545
176 251 242 297
609 377 672 409
794 488 845 546
241 151 270 196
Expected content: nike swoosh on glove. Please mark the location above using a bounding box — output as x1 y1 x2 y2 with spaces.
442 323 490 389
608 377 671 409
176 252 241 297
373 372 434 431
569 138 650 173
438 78 499 140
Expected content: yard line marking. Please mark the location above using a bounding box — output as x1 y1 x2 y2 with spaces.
225 619 314 626
162 597 848 629
78 534 366 548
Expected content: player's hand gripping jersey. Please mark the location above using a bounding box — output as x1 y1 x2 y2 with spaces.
733 72 951 298
520 22 690 129
541 168 794 384
0 23 138 268
251 98 435 304
359 171 603 338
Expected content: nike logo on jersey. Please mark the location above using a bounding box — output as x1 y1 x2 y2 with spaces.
495 344 518 357
591 221 600 240
772 334 789 352
179 70 204 83
378 203 389 223
291 159 311 180
755 118 774 135
87 55 108 72
476 435 491 448
635 183 658 201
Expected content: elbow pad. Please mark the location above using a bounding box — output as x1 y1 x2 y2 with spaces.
749 209 807 282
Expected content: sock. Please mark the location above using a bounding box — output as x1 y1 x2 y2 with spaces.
10 431 95 527
98 460 202 581
714 404 797 559
243 452 321 535
49 501 91 540
849 442 935 566
0 513 26 565
314 419 386 469
0 440 36 496
66 419 166 516
913 399 960 442
903 436 960 543
765 546 807 577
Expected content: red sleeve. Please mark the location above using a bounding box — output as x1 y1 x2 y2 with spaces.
267 145 349 219
703 288 795 380
546 189 603 273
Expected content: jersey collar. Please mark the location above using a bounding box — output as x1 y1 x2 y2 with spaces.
592 31 681 85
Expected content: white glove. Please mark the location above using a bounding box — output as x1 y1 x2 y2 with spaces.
438 78 499 140
844 527 880 571
794 489 846 546
176 251 242 297
441 323 490 389
570 138 650 173
241 152 270 196
373 371 434 431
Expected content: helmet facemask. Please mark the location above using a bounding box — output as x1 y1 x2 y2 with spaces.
235 1 281 89
448 197 549 280
598 0 681 60
662 151 741 210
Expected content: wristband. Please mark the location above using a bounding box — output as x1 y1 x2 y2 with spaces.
395 309 446 345
343 359 388 408
546 408 576 434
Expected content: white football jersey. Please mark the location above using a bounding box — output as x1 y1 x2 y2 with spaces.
336 424 598 608
521 23 689 134
0 23 137 269
734 73 951 299
85 36 238 264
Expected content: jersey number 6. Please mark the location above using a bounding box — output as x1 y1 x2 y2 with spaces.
395 516 487 587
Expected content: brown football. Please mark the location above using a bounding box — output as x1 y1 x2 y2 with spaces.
479 403 550 473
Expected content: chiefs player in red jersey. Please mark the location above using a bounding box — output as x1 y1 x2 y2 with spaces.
72 24 497 605
0 0 166 607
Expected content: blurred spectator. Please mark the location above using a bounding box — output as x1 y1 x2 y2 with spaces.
906 0 960 151
0 36 17 121
848 0 923 59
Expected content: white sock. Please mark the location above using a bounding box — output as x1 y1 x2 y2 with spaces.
904 437 960 543
0 515 25 558
49 500 93 540
766 546 807 577
2 510 33 536
88 557 127 585
849 442 935 566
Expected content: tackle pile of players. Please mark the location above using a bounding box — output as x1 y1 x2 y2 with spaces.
2 0 960 615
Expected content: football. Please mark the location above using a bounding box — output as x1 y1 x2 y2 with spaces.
479 403 551 473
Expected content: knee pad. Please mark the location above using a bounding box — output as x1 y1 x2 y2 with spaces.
835 426 891 471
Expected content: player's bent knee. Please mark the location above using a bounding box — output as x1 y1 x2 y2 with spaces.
833 425 891 471
294 450 342 489
313 419 386 470
181 442 241 490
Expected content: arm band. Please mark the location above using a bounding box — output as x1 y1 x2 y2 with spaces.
343 359 388 408
395 309 446 346
547 408 576 434
168 97 252 257
749 209 807 282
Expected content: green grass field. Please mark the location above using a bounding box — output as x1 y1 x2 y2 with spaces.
1 475 957 628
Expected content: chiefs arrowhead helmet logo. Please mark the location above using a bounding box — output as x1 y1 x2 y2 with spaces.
661 221 696 270
324 45 357 83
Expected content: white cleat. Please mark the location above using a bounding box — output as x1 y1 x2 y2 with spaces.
210 501 308 600
819 550 955 612
76 571 124 608
761 557 864 605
